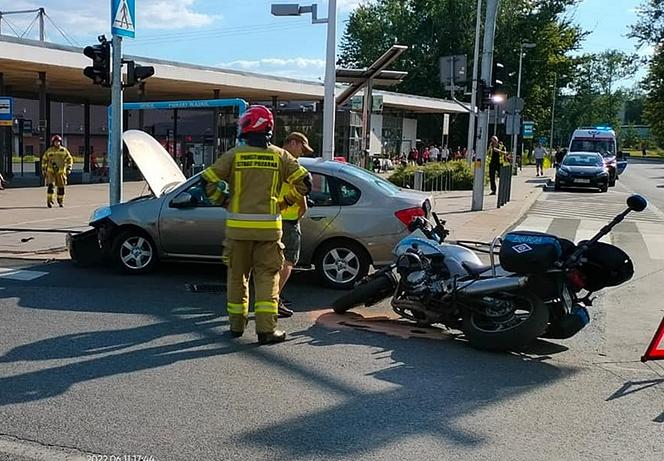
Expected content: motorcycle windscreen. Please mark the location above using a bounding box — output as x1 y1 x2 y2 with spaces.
578 241 634 292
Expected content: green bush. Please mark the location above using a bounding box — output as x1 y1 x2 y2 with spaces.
388 160 473 191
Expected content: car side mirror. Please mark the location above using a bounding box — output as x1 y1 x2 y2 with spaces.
627 194 647 212
171 192 196 208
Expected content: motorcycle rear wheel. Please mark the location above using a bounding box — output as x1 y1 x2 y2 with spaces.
332 273 395 314
462 290 549 351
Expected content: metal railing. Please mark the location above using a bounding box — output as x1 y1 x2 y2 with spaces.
399 169 456 192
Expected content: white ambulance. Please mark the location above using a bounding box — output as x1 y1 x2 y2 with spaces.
569 127 620 186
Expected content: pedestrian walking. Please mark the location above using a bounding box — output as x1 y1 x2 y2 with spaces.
441 145 449 162
184 147 195 177
534 143 547 176
555 147 566 169
277 132 313 318
201 105 311 344
430 144 440 162
488 136 508 196
41 135 73 208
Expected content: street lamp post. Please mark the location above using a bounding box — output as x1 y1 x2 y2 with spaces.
550 73 557 151
271 2 336 160
511 42 535 172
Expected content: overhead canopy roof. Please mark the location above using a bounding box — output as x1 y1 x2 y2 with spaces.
0 35 467 114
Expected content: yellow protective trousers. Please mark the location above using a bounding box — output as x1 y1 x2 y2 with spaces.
45 172 67 206
224 239 284 334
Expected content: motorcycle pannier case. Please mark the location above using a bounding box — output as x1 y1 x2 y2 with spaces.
499 231 563 274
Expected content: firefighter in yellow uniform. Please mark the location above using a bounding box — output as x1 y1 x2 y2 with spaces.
201 105 311 344
487 135 510 195
41 135 73 207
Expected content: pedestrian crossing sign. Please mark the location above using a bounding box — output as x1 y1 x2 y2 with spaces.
641 317 664 362
111 0 135 38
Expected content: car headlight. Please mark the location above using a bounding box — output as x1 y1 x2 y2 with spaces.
90 206 112 224
557 168 569 176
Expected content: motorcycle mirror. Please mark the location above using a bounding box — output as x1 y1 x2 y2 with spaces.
627 195 647 212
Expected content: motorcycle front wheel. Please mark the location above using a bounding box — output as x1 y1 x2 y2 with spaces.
332 273 395 314
462 290 549 351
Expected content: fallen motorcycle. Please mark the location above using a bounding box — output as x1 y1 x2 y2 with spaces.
332 195 648 351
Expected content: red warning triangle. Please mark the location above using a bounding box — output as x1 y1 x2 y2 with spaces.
641 317 664 362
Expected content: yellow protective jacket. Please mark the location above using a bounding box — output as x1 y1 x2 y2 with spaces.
279 184 307 221
202 144 310 241
42 146 73 175
488 143 510 167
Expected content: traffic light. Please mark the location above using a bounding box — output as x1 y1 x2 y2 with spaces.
125 61 155 88
83 35 111 87
478 79 493 110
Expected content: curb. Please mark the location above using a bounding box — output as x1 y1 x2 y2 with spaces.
499 181 547 237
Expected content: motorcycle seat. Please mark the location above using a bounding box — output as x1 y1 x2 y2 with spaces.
462 261 492 277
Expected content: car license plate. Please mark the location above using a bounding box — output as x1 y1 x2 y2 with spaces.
574 178 590 184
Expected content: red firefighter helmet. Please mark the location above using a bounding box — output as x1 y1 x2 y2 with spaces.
238 105 274 136
51 134 63 143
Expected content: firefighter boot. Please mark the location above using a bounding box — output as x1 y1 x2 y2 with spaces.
253 240 286 344
57 187 65 207
46 184 55 208
225 239 251 338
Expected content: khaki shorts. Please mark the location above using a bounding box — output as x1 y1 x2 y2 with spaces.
281 220 301 265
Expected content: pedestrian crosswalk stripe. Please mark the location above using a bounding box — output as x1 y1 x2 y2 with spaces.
636 223 664 260
512 216 554 233
0 268 48 281
574 219 611 244
529 201 662 223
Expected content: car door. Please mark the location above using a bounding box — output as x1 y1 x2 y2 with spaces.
300 172 341 260
158 179 226 258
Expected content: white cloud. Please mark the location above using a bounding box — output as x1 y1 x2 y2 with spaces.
335 0 371 12
0 0 217 39
141 0 218 29
219 57 326 81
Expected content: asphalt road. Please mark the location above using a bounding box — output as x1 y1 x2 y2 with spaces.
0 162 662 460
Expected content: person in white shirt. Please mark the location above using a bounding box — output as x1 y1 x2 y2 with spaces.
533 143 547 177
441 145 449 162
430 145 440 162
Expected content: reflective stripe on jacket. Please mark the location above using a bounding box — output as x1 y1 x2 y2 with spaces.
202 144 310 241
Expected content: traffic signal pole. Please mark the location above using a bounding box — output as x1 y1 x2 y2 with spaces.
471 0 501 212
110 34 123 205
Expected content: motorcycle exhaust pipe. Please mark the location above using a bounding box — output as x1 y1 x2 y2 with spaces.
457 276 529 296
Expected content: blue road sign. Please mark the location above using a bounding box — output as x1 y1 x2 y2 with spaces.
111 0 136 38
0 97 13 127
522 121 534 139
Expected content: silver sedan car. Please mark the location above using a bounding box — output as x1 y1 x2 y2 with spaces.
76 130 431 289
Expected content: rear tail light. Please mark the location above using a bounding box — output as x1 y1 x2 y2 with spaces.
395 206 425 226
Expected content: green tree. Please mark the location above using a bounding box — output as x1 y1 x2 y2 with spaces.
339 0 584 147
630 0 664 147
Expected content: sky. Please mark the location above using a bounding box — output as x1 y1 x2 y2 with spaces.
0 0 651 84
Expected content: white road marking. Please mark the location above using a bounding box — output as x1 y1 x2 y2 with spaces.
0 267 49 281
636 222 664 260
574 219 611 244
513 216 554 233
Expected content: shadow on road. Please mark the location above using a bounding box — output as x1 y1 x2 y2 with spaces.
234 316 575 457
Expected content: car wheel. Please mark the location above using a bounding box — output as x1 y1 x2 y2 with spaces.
554 181 561 191
315 240 371 290
600 183 609 193
112 229 157 274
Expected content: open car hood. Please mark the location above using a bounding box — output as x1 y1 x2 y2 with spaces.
123 130 187 197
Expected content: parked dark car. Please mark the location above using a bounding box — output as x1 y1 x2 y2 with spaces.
554 152 609 193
